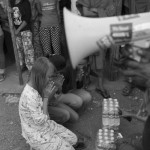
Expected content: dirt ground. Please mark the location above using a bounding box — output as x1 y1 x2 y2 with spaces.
0 78 145 150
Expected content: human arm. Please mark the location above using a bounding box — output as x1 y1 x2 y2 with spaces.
15 21 27 34
121 109 147 123
14 1 31 34
26 96 49 125
82 6 98 17
35 0 42 22
131 114 147 122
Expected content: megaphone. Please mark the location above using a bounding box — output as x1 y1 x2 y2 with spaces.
63 8 150 68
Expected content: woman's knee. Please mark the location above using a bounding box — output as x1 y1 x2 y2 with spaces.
61 110 70 123
49 107 70 123
70 112 79 122
84 91 92 103
74 89 92 104
71 96 83 109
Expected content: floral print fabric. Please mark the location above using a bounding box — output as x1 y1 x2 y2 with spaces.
19 84 77 150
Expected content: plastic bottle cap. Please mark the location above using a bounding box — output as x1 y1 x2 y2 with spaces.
104 132 108 136
99 129 103 132
110 137 115 140
99 140 103 143
99 136 103 140
104 129 108 132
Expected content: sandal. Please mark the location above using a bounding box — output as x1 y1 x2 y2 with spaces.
0 74 5 82
95 88 110 98
122 84 134 96
119 109 132 122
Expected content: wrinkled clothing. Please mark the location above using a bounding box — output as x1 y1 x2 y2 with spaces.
19 84 77 150
16 30 34 70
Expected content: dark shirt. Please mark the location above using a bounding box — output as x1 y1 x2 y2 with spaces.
12 0 31 31
142 116 150 150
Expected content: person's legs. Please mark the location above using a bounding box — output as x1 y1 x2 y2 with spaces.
0 34 5 81
56 124 78 146
58 93 83 109
16 34 25 69
48 104 70 123
39 27 52 56
35 134 76 150
71 89 92 104
94 49 110 98
57 103 79 122
21 30 35 71
31 21 43 60
48 103 79 123
51 25 61 55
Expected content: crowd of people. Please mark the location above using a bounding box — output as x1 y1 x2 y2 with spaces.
0 0 150 150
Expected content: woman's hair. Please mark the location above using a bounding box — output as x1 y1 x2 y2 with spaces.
30 57 54 98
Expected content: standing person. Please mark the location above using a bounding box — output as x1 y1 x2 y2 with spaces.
29 0 43 60
19 57 85 150
76 0 117 98
122 0 150 96
0 24 5 81
10 0 34 71
37 0 61 57
0 1 7 81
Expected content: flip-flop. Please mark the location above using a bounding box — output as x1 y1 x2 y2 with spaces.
122 84 134 96
95 88 110 98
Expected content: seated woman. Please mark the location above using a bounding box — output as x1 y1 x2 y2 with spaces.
19 57 79 150
46 56 92 124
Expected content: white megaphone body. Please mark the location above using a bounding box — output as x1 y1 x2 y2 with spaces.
63 8 150 68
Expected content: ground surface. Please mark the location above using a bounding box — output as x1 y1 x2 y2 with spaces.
0 65 145 150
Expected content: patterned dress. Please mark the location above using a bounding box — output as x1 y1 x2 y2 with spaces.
19 84 77 150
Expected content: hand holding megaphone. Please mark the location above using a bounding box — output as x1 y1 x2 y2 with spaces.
97 35 115 50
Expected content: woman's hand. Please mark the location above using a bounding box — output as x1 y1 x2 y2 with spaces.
7 6 13 13
54 74 64 93
89 8 98 14
14 29 20 35
97 35 115 50
44 81 58 99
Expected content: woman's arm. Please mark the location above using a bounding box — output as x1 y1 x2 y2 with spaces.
131 114 147 122
43 98 49 116
35 0 42 22
82 6 98 17
15 21 27 34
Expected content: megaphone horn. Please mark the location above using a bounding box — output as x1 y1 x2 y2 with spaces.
63 8 150 68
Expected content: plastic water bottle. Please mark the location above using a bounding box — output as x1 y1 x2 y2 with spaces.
109 106 114 130
114 107 120 127
102 106 109 128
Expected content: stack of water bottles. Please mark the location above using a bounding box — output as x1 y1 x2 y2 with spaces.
96 129 116 150
96 98 120 150
102 98 120 131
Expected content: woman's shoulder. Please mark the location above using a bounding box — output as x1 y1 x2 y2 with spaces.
21 84 40 101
